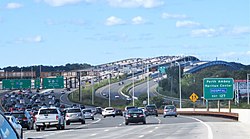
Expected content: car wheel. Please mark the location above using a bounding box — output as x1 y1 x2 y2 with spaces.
66 121 70 125
125 122 128 125
41 127 45 131
36 126 40 132
164 115 166 118
143 121 146 124
113 115 115 117
156 114 158 117
81 120 85 124
175 115 177 117
92 117 94 120
103 116 106 118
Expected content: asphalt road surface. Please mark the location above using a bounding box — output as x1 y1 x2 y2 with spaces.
23 114 250 139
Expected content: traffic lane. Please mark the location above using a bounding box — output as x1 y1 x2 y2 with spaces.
23 115 102 139
133 80 157 97
25 115 207 139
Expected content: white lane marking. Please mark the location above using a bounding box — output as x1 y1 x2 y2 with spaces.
155 127 159 129
149 130 153 133
139 135 144 138
90 134 97 136
183 116 213 139
104 129 109 132
155 117 161 124
92 118 101 124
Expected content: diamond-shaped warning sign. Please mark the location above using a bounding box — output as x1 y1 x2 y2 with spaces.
189 93 199 102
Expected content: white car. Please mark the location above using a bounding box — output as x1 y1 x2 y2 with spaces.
102 107 115 118
5 115 23 138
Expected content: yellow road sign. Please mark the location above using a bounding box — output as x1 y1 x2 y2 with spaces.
189 93 199 102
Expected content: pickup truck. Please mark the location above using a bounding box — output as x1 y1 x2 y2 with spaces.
35 107 65 131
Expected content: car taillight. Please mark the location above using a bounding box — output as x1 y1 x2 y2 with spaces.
22 117 28 121
56 115 59 120
174 109 176 112
139 114 144 117
66 114 69 117
127 114 131 117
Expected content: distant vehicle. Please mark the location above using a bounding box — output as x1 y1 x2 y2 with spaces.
0 111 22 139
5 115 23 138
115 95 120 98
138 107 145 113
11 110 34 130
124 108 146 125
115 109 123 116
82 109 94 120
95 107 102 114
163 105 177 118
145 104 158 117
64 108 85 125
35 107 65 131
102 107 116 118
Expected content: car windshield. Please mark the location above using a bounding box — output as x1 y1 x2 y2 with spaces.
146 105 156 109
68 109 81 113
128 109 143 114
12 113 25 118
40 109 58 114
165 106 175 109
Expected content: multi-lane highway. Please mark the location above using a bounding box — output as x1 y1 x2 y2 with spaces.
23 114 250 139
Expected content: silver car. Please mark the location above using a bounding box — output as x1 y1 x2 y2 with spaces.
163 105 177 117
82 109 94 120
64 108 85 125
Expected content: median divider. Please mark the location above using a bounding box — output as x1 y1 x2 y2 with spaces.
157 109 238 121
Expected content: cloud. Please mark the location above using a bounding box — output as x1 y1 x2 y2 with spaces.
16 35 43 43
191 28 217 37
176 20 200 28
231 26 250 35
6 3 23 9
107 0 164 8
105 16 125 26
161 13 188 19
41 0 90 7
132 16 145 25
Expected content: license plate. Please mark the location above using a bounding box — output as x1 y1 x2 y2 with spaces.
45 123 49 125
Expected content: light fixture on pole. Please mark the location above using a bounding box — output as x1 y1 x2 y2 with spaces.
147 64 150 105
175 61 182 109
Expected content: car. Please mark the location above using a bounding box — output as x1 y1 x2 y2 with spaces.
5 115 23 138
95 107 102 114
35 107 65 131
64 108 85 125
163 105 177 117
115 109 123 116
82 109 94 120
0 111 22 139
145 104 158 117
138 107 145 113
102 107 115 118
11 110 34 130
124 108 146 125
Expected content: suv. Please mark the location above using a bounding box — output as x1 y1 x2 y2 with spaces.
64 108 85 125
35 107 65 131
102 107 115 118
145 104 158 117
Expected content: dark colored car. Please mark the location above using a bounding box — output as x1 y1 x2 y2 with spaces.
95 107 102 114
11 111 34 130
115 109 123 116
145 104 158 117
125 108 146 125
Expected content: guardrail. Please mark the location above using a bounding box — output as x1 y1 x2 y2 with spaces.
157 109 239 121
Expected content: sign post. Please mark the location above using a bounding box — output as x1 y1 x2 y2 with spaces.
189 93 199 111
203 78 234 112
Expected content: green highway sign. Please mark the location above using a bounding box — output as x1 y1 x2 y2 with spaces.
42 77 64 89
34 78 41 89
203 78 234 100
2 79 31 89
159 66 166 74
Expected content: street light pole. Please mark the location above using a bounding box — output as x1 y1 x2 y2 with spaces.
132 70 135 106
108 73 111 107
247 74 250 105
147 64 150 105
175 62 182 109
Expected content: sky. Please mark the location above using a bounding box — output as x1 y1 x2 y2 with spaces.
0 0 249 68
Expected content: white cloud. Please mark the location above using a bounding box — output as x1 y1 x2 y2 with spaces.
161 13 187 19
132 16 145 25
231 26 250 35
6 3 23 9
105 16 125 26
191 28 217 37
176 20 200 28
42 0 85 7
16 35 43 43
107 0 164 8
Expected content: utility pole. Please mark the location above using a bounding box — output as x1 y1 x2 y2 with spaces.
108 73 111 107
147 64 150 105
132 70 135 106
175 61 182 109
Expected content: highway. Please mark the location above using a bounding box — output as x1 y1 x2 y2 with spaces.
23 114 250 139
